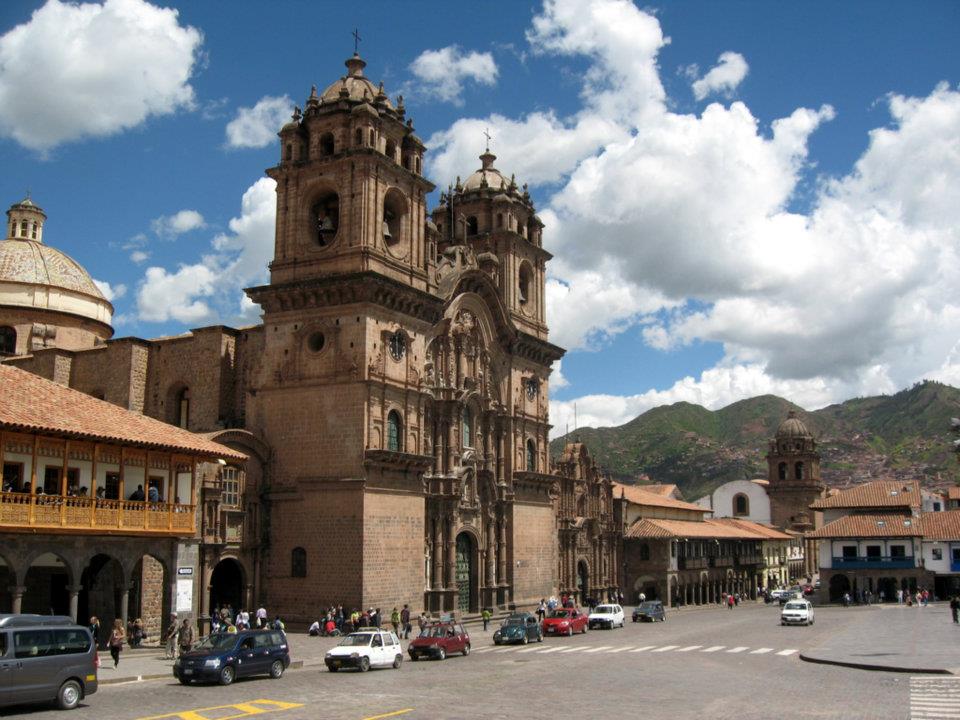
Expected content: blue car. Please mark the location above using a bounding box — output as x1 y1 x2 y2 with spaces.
493 613 542 645
174 630 290 686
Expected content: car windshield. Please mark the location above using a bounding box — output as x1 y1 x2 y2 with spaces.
338 633 373 647
503 618 525 626
639 603 659 611
784 602 807 610
593 606 614 614
419 626 452 638
548 610 571 619
194 634 238 651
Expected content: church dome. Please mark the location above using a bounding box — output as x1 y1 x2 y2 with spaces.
320 54 393 109
0 197 113 328
462 151 509 192
775 410 812 440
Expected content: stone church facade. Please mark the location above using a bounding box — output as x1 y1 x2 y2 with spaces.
1 53 601 623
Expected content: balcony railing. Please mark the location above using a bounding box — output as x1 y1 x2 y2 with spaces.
0 492 195 535
832 556 915 570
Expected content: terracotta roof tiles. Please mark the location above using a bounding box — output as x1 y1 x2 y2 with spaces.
625 516 789 540
920 510 960 541
810 480 921 510
0 364 245 461
807 514 921 539
613 482 708 513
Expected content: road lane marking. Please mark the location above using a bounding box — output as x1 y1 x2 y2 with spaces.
776 649 798 656
702 646 725 652
362 711 414 720
677 645 702 652
536 646 565 653
910 676 960 720
517 646 541 653
629 645 657 653
584 645 614 653
726 646 748 653
652 645 679 653
137 699 305 720
557 646 586 653
606 646 633 653
473 646 495 653
749 648 773 654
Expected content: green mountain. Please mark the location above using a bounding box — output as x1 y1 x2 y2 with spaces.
550 380 960 501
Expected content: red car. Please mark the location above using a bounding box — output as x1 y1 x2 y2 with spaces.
542 608 588 636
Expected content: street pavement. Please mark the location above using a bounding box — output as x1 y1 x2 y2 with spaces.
9 602 958 720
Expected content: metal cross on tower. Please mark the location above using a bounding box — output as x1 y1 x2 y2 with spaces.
483 127 492 153
352 28 361 54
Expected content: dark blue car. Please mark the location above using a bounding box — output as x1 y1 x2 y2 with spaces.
173 630 290 686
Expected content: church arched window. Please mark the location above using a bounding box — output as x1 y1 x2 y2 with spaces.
385 138 396 161
0 326 16 355
518 262 532 305
19 220 27 237
777 462 787 481
794 461 804 480
387 411 403 452
526 438 536 472
176 388 190 429
30 222 37 239
291 547 307 578
415 156 422 174
733 493 749 516
311 191 340 246
320 132 335 156
383 189 407 248
639 543 650 561
466 216 478 236
369 128 376 147
355 127 363 146
285 144 292 161
462 407 473 449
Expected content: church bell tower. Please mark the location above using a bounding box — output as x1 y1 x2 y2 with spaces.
766 411 825 531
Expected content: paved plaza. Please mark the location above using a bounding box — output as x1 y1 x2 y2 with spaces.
9 602 960 720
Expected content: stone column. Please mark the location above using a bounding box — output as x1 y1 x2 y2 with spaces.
498 515 507 588
445 512 455 590
120 586 130 627
486 519 496 586
432 516 443 591
67 585 81 622
9 585 25 614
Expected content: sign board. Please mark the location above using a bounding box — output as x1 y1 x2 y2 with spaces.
176 578 193 613
177 567 193 576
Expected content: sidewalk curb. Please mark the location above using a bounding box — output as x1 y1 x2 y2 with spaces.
798 652 956 675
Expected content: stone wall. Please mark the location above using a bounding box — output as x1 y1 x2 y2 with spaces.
623 538 671 603
361 485 425 611
511 501 557 606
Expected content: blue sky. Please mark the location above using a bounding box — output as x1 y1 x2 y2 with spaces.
0 0 958 433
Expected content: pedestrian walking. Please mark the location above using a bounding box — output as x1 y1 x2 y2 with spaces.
727 594 735 610
897 588 904 605
88 616 101 650
108 619 125 668
481 607 491 632
390 607 401 635
178 619 194 657
417 612 427 634
256 606 267 628
400 604 411 639
950 596 959 624
537 599 546 621
162 614 178 659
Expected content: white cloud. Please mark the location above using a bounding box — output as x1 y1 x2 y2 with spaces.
151 209 206 238
136 178 276 324
691 51 749 101
129 250 150 264
225 95 293 149
422 0 960 432
408 46 497 105
0 0 202 151
93 279 126 302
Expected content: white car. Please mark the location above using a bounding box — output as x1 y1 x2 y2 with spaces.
324 630 403 672
588 604 625 629
781 599 815 626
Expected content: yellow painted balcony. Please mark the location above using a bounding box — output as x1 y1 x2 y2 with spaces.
0 492 196 536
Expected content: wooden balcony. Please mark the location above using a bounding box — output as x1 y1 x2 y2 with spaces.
0 492 196 536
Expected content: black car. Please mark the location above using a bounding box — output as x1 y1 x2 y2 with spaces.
174 630 290 686
632 601 666 622
492 613 542 645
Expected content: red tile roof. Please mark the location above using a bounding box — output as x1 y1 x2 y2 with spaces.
614 482 709 513
625 516 789 540
642 483 682 498
807 514 921 539
947 487 960 501
919 510 960 541
810 480 921 510
0 364 246 461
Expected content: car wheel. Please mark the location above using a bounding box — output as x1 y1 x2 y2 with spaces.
178 676 192 685
393 654 402 669
567 627 574 637
581 624 587 634
409 653 419 661
463 644 471 656
218 665 235 686
494 639 501 646
57 679 81 710
270 660 284 679
521 635 529 645
437 647 446 661
537 633 543 643
328 665 339 673
781 621 786 626
358 656 370 672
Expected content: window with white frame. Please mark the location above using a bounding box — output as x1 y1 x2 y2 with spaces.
221 466 244 508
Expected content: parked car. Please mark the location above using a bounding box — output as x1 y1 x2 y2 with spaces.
802 584 815 596
588 604 625 629
174 629 289 685
325 630 403 672
632 600 665 622
542 608 588 636
0 614 98 711
493 613 542 645
781 600 815 626
408 621 470 660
